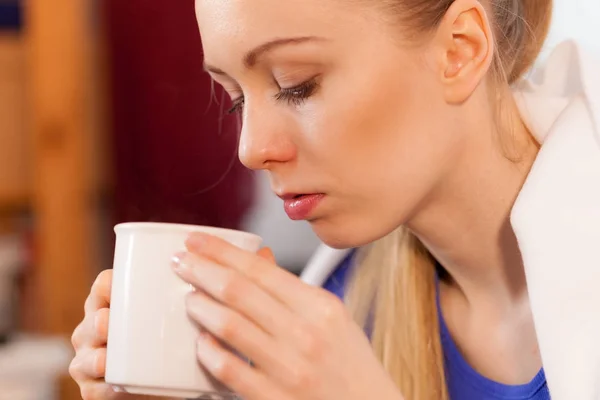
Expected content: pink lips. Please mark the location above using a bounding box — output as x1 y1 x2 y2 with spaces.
282 194 325 220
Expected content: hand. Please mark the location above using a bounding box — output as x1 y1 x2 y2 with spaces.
171 233 405 400
69 270 174 400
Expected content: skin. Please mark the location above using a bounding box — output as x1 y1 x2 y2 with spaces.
69 0 544 398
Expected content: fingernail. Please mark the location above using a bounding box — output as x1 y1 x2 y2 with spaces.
171 252 189 272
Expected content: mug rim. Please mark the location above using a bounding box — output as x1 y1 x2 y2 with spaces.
114 222 262 242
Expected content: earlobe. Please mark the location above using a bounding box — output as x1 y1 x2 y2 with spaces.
438 0 495 104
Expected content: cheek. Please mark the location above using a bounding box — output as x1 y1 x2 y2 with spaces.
303 63 447 192
297 64 457 245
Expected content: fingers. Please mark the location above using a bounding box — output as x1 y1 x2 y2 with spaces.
72 308 110 350
71 271 114 399
78 380 121 400
69 347 107 381
195 332 290 400
185 290 306 389
94 308 110 344
173 252 293 336
186 290 277 366
184 277 323 392
84 269 112 313
185 234 311 311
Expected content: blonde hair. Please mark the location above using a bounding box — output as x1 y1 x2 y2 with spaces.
344 1 553 399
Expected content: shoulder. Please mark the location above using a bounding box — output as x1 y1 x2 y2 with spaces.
514 40 600 147
512 40 600 226
508 43 600 400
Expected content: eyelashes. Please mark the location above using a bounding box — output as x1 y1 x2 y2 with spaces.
227 98 245 115
274 79 318 106
227 78 319 115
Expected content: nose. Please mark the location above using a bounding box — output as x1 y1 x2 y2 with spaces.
238 106 296 171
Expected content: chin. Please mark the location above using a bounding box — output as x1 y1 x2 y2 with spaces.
308 217 383 250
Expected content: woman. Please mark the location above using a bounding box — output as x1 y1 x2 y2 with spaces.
69 0 600 399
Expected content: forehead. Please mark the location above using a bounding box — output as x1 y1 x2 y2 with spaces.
195 0 377 64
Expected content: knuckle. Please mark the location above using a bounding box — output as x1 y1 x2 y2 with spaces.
71 322 85 349
91 270 111 296
210 357 237 383
80 384 99 400
244 257 263 280
289 365 316 391
218 274 244 305
318 292 346 324
83 295 94 312
97 269 112 284
71 328 79 350
68 358 81 380
91 349 106 377
215 313 240 341
94 308 110 340
297 325 324 360
91 271 104 292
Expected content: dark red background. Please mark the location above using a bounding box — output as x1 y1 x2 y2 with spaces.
103 0 253 229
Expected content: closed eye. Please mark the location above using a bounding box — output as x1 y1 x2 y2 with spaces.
227 78 319 115
227 97 245 115
274 78 319 106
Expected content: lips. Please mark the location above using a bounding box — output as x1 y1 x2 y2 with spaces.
281 193 325 220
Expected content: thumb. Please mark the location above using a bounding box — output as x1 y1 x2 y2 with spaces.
257 247 276 263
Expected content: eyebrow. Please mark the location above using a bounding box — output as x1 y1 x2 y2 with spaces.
203 36 325 75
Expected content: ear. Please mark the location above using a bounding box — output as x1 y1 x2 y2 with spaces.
434 0 495 104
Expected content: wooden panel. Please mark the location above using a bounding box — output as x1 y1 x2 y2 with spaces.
0 33 30 210
25 1 99 398
26 0 97 333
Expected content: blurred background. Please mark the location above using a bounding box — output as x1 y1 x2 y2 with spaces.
0 1 598 399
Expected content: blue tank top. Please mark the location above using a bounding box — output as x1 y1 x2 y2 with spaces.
322 250 551 400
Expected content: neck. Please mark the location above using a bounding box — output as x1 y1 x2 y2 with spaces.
407 98 539 308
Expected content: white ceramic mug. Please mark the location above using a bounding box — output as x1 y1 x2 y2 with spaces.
105 222 262 399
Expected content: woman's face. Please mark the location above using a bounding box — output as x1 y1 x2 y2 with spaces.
196 0 468 248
